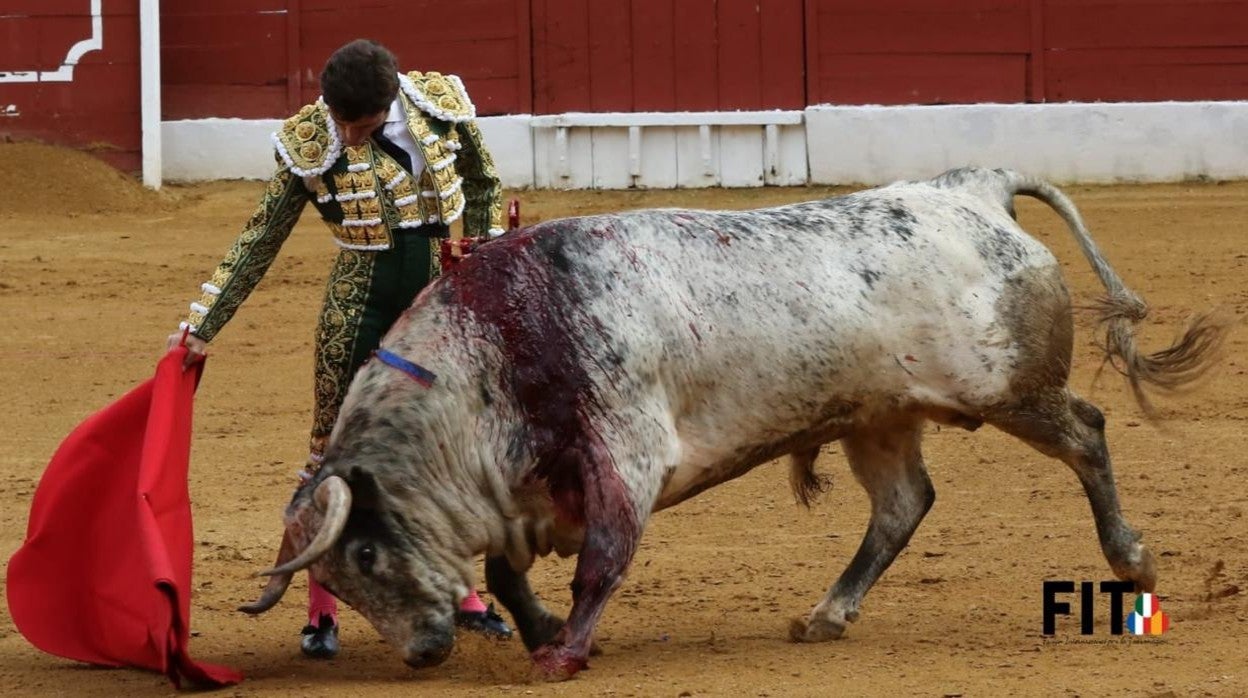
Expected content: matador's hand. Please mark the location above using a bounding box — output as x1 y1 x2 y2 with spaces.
166 331 208 368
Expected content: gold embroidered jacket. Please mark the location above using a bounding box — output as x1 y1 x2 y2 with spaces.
181 71 503 341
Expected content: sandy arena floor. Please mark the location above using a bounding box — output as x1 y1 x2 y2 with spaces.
0 144 1245 696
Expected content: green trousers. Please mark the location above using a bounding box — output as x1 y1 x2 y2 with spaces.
309 229 442 459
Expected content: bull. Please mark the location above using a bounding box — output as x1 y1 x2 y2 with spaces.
241 167 1223 679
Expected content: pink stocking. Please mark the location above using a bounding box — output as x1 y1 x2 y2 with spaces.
308 576 338 625
459 588 487 614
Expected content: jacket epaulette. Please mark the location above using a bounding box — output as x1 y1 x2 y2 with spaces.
398 71 476 122
272 101 341 177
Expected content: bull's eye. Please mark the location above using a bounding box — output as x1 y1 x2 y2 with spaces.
357 543 377 574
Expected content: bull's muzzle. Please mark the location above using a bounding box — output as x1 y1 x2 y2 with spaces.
403 632 454 669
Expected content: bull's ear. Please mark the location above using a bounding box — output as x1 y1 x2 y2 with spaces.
347 467 381 510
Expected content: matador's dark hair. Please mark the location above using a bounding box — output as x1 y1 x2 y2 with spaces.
320 39 399 121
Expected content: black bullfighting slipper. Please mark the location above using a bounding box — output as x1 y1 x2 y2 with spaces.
300 613 340 659
455 603 514 640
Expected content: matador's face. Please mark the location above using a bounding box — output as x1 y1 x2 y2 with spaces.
332 109 388 147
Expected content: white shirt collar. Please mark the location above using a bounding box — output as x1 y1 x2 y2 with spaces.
385 97 405 124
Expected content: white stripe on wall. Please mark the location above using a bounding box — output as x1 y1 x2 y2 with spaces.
162 102 1248 187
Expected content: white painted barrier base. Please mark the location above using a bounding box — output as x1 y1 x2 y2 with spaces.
162 102 1248 187
806 102 1248 185
529 112 807 189
161 115 535 186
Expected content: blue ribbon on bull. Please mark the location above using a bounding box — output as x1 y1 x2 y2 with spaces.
372 349 437 388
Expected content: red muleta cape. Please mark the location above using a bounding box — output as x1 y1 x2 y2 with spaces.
7 348 242 688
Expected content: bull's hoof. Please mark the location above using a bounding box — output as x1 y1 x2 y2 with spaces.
788 615 847 643
517 613 565 652
531 644 588 682
1113 544 1158 591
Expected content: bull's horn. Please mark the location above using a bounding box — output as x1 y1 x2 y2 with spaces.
260 475 352 577
238 530 296 614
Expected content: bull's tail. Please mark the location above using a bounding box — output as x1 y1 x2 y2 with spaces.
1000 170 1228 412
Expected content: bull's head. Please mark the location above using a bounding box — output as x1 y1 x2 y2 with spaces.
240 471 469 668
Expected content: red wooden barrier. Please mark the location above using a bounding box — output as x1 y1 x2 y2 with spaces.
160 1 289 119
4 0 1248 173
805 0 1032 105
532 0 805 114
1 0 141 171
160 0 531 120
152 0 1248 116
1042 0 1248 102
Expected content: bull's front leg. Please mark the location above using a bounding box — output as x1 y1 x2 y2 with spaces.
531 443 644 681
485 555 564 651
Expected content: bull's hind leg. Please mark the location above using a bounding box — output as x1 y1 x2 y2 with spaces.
988 390 1157 591
791 418 934 642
